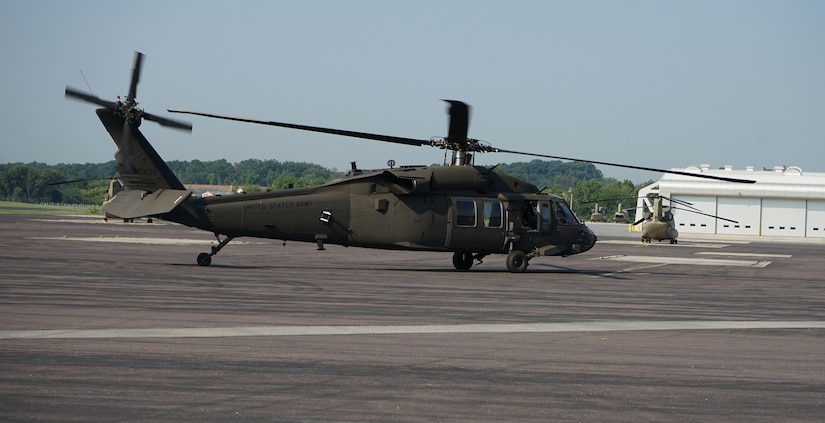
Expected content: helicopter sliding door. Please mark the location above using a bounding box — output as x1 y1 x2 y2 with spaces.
446 197 507 253
346 192 449 249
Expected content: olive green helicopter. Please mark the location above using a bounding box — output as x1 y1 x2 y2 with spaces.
65 52 754 272
634 194 739 244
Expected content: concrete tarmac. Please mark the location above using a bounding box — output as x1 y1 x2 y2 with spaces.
1 214 823 422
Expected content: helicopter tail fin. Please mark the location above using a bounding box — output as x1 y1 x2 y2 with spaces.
102 188 189 219
96 108 186 192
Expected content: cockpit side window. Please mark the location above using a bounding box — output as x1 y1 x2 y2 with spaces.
521 200 538 230
540 202 553 232
555 201 579 226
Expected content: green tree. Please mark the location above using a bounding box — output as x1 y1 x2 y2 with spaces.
495 160 602 191
0 164 62 203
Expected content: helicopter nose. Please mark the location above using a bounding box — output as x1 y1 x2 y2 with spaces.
581 226 597 252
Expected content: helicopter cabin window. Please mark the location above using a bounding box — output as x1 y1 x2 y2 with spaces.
482 200 503 228
456 199 477 227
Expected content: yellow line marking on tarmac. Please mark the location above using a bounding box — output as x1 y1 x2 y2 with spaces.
2 321 823 339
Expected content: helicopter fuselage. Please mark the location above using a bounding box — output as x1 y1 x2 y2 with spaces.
164 165 597 262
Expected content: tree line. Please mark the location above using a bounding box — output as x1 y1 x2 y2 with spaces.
0 159 652 221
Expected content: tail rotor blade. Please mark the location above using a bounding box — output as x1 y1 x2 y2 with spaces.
65 86 114 109
120 121 136 174
127 52 143 103
142 111 192 132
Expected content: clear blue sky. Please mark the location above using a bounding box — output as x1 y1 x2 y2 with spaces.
2 0 824 182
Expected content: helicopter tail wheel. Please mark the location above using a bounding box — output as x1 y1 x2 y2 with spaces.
506 250 529 273
197 253 212 266
452 251 474 271
196 234 234 266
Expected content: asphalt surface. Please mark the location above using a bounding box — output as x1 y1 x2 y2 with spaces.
1 214 823 422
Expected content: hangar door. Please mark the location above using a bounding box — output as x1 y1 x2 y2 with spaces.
672 196 717 234
806 200 825 238
761 199 805 237
716 197 760 236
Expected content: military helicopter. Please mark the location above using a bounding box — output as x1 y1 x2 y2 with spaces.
613 203 633 223
636 195 679 244
590 203 634 224
65 51 754 272
589 203 605 222
633 194 737 244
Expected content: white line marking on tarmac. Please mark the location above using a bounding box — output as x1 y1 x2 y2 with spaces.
597 263 670 277
597 240 731 248
695 252 792 258
27 237 266 246
1 321 823 339
28 236 214 245
591 255 771 267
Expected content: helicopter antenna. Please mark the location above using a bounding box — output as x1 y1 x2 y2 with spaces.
80 70 94 96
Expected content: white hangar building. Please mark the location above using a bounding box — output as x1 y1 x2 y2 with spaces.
635 165 825 239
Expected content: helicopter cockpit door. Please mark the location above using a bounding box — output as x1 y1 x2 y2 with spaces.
519 199 554 233
538 201 554 233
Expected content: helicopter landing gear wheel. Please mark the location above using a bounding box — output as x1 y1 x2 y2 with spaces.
452 252 474 271
196 234 234 266
197 253 212 266
506 250 529 273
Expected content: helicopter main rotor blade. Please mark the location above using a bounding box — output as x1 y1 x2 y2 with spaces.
490 148 756 184
65 87 116 109
167 109 428 147
48 177 115 186
444 100 470 147
670 206 739 224
142 111 193 132
659 195 702 212
171 101 755 185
